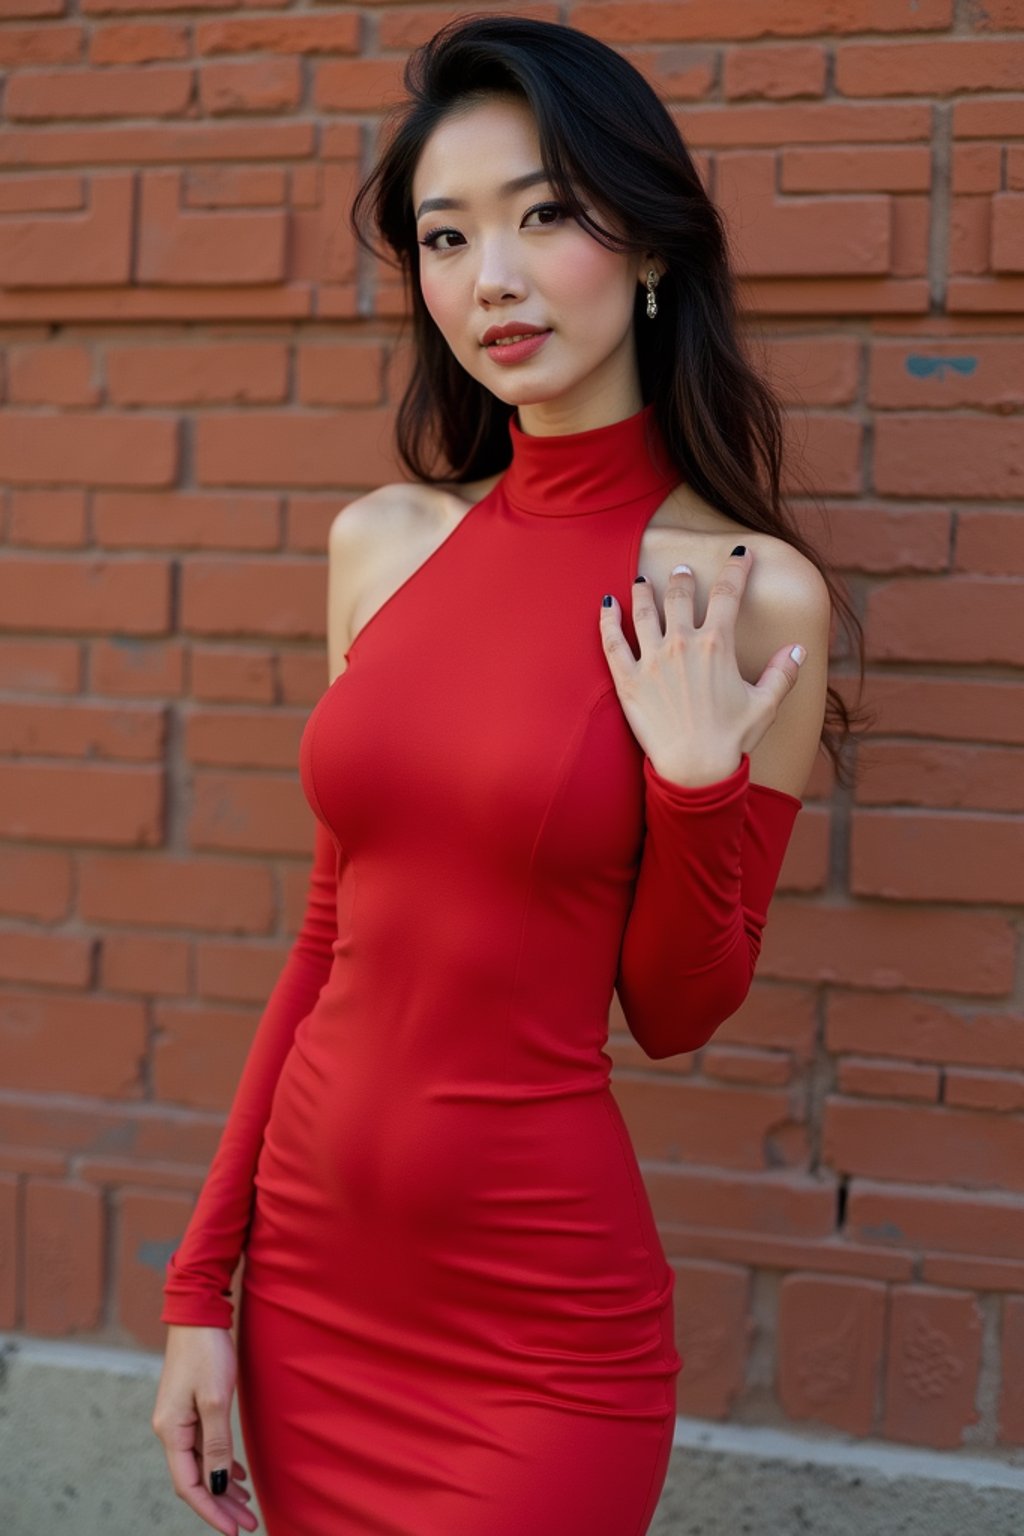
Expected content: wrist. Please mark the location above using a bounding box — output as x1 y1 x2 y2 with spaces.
646 751 746 792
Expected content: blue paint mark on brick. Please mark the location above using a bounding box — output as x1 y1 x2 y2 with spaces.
906 353 977 380
138 1237 178 1274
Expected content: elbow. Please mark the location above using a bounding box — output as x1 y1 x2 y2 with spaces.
622 968 755 1062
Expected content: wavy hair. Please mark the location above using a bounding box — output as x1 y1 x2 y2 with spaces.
350 11 867 782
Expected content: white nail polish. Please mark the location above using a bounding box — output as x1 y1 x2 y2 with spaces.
790 644 806 665
671 564 692 576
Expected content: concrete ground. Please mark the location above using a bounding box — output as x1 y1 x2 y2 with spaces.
2 1331 1023 1535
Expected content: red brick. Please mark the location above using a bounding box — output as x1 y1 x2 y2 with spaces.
0 845 72 921
296 343 385 407
645 1166 834 1239
9 489 88 547
999 1297 1024 1447
778 1274 886 1435
90 639 185 697
847 673 1024 747
0 172 133 286
701 1044 794 1086
781 146 931 193
89 21 189 65
965 0 1024 26
190 768 315 854
0 760 163 845
0 989 148 1099
865 578 1023 665
626 46 717 104
24 1179 104 1334
673 102 933 148
956 510 1024 577
0 23 83 65
0 173 84 213
790 503 950 574
848 1179 1024 1263
854 741 1024 812
313 57 408 112
717 152 890 277
992 195 1024 275
568 0 954 42
673 1261 751 1420
116 1188 187 1349
0 929 89 988
828 993 1024 1072
883 1287 982 1449
712 983 818 1061
869 339 1024 410
94 492 279 550
945 1070 1024 1114
761 335 861 406
949 194 990 277
837 1058 940 1103
0 121 316 169
0 555 171 631
102 933 190 996
825 1097 1024 1194
924 1255 1024 1293
951 144 1003 195
153 1003 268 1111
7 343 98 406
137 171 287 285
663 1227 913 1283
1009 149 1024 192
195 409 398 489
190 647 276 704
106 340 288 405
79 850 274 931
0 698 162 760
5 65 191 120
875 417 1024 498
199 57 303 116
761 903 1015 996
851 809 1023 904
185 165 288 207
724 44 826 100
614 1077 798 1171
0 638 81 693
838 40 1024 96
0 1177 16 1327
0 415 176 487
194 15 359 55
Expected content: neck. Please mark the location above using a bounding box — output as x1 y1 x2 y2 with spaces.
500 401 680 517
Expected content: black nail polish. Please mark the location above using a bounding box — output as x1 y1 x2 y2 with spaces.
602 594 613 606
634 575 647 583
731 544 746 556
211 1469 228 1496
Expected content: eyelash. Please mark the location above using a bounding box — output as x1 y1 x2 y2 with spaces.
418 201 569 252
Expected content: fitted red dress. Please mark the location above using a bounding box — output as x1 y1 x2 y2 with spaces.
161 402 802 1536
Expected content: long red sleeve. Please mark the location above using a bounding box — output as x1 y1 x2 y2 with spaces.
615 751 801 1060
161 818 340 1328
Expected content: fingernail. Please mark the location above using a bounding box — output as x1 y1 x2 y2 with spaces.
634 575 647 583
731 545 746 557
671 563 692 575
602 593 613 606
211 1469 228 1495
790 644 806 665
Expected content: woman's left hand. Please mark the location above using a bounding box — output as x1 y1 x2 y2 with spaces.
599 545 806 788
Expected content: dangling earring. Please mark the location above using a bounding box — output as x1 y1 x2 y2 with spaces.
646 269 659 320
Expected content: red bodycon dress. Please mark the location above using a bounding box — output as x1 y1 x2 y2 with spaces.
161 402 803 1536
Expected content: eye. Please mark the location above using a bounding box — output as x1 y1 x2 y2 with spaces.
418 201 569 253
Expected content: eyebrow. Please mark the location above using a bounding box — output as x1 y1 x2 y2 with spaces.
414 170 551 222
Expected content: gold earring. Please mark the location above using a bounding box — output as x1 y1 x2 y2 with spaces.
646 269 659 319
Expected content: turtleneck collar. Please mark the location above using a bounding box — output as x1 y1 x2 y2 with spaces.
501 401 681 516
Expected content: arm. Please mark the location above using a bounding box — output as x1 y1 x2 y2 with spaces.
161 816 339 1327
615 752 800 1059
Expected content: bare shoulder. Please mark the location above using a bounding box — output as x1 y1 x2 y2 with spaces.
325 483 444 683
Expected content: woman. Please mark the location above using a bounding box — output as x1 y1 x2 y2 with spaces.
152 14 862 1535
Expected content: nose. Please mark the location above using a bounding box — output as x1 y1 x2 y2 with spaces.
474 239 527 306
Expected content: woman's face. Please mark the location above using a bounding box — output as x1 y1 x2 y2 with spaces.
410 94 659 431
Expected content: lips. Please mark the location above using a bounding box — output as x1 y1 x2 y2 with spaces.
481 323 550 346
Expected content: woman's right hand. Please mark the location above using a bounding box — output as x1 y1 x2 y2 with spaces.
151 1323 259 1534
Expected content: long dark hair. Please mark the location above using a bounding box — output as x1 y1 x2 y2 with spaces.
350 11 866 782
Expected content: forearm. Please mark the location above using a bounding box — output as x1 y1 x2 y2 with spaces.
160 819 340 1328
615 752 801 1060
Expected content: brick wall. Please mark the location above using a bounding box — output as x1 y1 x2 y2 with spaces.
0 0 1021 1456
